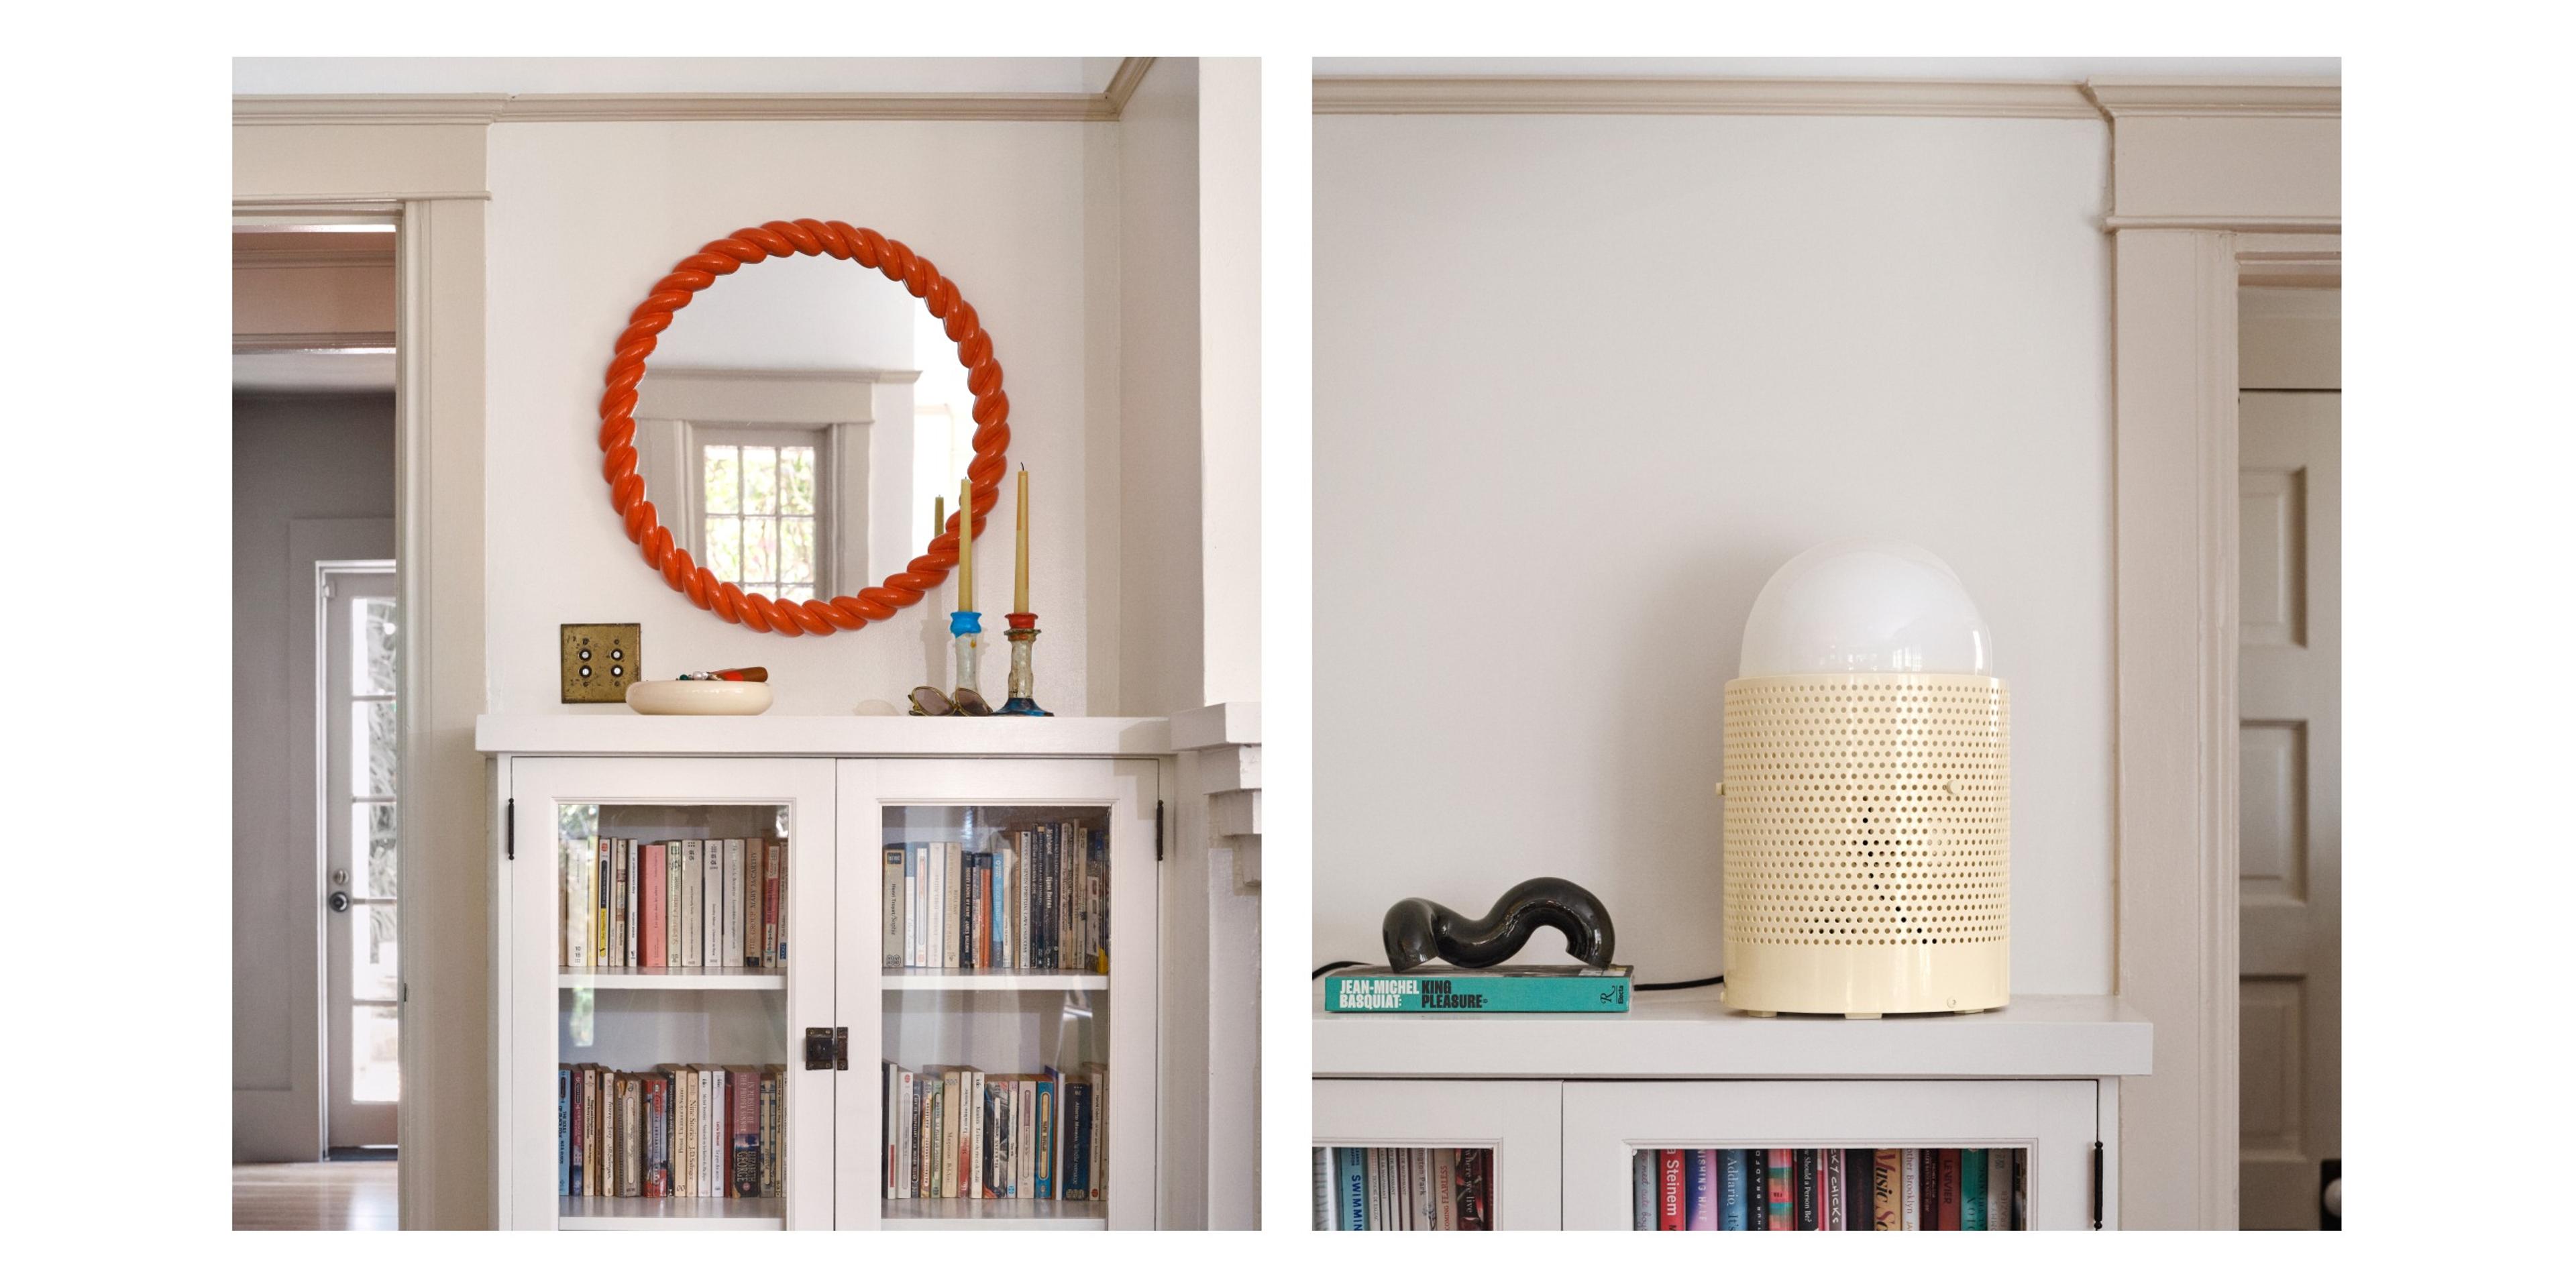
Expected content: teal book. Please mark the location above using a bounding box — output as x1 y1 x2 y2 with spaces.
1322 965 1632 1013
1961 1148 1988 1230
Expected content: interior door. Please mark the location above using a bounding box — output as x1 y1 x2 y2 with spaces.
324 567 399 1149
2237 371 2341 1226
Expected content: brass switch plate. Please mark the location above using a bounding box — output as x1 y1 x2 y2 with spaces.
561 624 641 703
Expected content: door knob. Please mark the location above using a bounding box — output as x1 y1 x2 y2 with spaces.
328 891 352 913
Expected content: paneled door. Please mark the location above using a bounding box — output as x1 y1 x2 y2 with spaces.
323 567 399 1150
2237 386 2341 1228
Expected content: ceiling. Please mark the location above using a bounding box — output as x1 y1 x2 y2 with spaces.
1313 56 2339 81
233 57 1122 97
235 225 397 392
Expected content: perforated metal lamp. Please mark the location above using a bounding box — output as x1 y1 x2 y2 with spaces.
1719 539 2010 1018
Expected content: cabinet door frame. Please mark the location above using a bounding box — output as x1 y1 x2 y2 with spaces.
835 757 1161 1230
500 755 839 1230
1313 1079 1564 1230
1560 1079 2101 1230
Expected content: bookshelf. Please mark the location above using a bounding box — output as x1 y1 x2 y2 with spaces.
488 725 1163 1230
1312 984 2149 1230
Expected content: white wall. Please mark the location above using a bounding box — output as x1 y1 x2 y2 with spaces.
1313 113 2116 994
233 392 395 1159
645 254 918 371
484 119 1112 714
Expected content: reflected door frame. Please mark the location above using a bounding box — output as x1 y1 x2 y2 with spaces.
323 561 400 1148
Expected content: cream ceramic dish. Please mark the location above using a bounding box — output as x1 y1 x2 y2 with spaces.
623 680 773 716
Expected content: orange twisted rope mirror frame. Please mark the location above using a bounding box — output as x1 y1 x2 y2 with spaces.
596 218 1011 636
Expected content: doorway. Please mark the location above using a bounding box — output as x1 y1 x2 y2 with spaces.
2237 286 2341 1229
233 215 401 1185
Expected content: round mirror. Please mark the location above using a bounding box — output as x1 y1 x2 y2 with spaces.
598 219 1011 636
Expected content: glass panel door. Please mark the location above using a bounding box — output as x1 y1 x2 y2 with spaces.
506 758 835 1230
324 567 398 1150
839 759 1158 1231
1311 1080 1563 1230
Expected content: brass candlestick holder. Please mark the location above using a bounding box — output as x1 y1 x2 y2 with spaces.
998 612 1053 716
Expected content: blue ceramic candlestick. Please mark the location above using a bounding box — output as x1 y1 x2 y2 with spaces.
949 610 985 696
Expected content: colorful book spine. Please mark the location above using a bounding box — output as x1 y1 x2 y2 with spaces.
1720 1148 1750 1230
1686 1148 1716 1230
1961 1148 1988 1230
1767 1148 1793 1230
1872 1148 1901 1229
645 1075 669 1197
1656 1148 1684 1230
557 1068 571 1195
882 844 905 968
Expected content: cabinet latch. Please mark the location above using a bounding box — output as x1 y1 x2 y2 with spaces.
504 798 515 861
1155 800 1165 861
2091 1140 2104 1229
804 1026 849 1071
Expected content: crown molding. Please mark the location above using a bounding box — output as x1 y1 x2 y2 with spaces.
2084 76 2340 118
1313 76 2100 119
1103 56 1156 115
236 59 1163 126
2103 215 2340 233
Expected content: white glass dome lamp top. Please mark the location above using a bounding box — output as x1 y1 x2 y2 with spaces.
1737 538 1994 678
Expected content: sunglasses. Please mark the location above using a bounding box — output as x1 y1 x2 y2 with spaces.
909 686 994 717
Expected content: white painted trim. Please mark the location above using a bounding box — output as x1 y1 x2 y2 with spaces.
1169 700 1260 750
235 60 1164 126
1313 76 2100 118
2113 229 2246 1230
2084 77 2341 118
241 191 491 205
2104 215 2340 233
235 331 398 354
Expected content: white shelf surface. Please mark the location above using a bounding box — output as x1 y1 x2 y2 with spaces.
881 969 1108 992
558 967 784 991
880 1197 1106 1229
557 1194 782 1230
1315 986 2151 1080
478 714 1169 758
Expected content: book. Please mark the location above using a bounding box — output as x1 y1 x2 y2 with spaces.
729 1064 761 1197
557 1067 572 1195
1873 1148 1901 1229
1961 1147 1988 1230
1455 1147 1491 1230
645 1074 670 1197
1919 1146 1939 1231
701 839 721 971
1936 1148 1961 1230
1988 1148 2016 1230
1322 965 1633 1014
1767 1148 1792 1230
1034 1071 1055 1198
1338 1148 1366 1230
665 845 682 970
944 843 964 969
1795 1148 1819 1230
1721 1147 1750 1230
1900 1148 1921 1230
1658 1148 1684 1230
1824 1147 1845 1230
1688 1148 1717 1230
722 840 744 967
625 839 641 969
1631 1150 1655 1230
882 845 904 968
1845 1148 1872 1232
620 1075 642 1197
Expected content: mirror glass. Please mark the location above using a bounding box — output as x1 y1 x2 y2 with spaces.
631 254 983 605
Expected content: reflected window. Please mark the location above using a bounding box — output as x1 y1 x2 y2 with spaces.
700 425 826 603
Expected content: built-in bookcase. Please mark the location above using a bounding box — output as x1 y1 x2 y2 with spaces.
496 746 1157 1231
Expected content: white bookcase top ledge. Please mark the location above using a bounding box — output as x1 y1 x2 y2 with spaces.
475 714 1170 758
1313 988 2151 1081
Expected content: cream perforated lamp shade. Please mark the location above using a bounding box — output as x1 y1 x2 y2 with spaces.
1720 539 2009 1017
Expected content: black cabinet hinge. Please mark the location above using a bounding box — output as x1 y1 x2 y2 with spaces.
805 1026 848 1071
1155 800 1165 861
505 798 515 861
2091 1140 2105 1229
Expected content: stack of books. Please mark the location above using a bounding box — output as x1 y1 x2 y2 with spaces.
557 1063 784 1200
1313 1147 1493 1230
1631 1147 2024 1230
880 821 1107 973
881 1062 1107 1202
561 837 786 972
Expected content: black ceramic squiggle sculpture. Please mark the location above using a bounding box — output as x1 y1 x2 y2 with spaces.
1381 877 1616 973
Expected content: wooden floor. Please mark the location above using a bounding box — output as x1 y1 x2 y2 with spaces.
233 1161 398 1231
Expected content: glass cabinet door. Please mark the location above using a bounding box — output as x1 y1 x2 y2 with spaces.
1560 1081 2097 1230
1311 1080 1563 1231
836 759 1158 1230
504 757 837 1230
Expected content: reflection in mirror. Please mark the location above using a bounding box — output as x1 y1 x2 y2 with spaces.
631 254 985 604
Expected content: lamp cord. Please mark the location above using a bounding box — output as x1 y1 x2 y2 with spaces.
1312 960 1723 991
